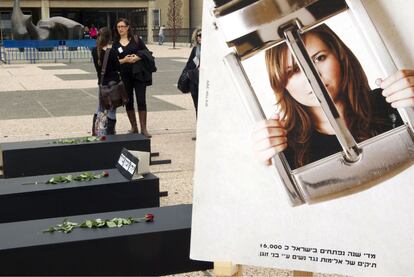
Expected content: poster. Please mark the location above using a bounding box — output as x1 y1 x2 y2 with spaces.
190 0 414 275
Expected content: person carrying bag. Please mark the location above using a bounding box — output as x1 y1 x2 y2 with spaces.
99 49 128 110
180 29 201 116
91 27 125 135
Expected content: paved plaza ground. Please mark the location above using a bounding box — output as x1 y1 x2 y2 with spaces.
0 44 309 277
0 44 197 207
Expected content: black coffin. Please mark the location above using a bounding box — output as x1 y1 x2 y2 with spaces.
0 134 150 178
0 169 160 223
0 205 213 276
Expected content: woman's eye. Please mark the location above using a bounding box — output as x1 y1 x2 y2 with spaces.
314 54 326 63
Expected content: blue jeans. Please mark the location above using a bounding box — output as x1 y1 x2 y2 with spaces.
158 34 165 45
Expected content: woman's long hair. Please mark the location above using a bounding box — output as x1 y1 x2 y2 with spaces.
265 24 375 168
96 27 112 66
113 18 134 43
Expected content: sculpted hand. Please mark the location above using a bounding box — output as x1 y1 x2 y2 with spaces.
252 113 288 166
377 69 414 108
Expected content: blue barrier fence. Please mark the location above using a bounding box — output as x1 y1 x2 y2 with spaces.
0 40 97 64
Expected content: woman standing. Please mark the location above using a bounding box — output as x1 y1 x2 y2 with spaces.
185 28 202 116
112 18 151 138
91 27 120 135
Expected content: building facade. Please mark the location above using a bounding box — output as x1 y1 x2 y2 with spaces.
0 0 203 43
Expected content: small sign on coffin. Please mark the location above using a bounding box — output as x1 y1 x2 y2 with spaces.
116 148 150 180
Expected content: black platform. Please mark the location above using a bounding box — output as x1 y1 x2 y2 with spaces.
0 204 213 276
0 134 150 178
0 169 160 223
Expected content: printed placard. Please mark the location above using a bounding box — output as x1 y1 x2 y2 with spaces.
189 0 414 276
116 148 139 180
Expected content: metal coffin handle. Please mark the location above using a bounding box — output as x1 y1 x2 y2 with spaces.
213 0 348 59
346 0 414 129
213 0 414 205
223 53 305 205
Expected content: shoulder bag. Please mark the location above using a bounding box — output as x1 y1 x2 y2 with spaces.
177 67 191 93
99 49 128 110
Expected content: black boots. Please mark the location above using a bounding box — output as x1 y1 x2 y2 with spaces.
106 118 116 135
92 113 97 136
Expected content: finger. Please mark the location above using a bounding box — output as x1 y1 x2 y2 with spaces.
254 119 284 130
256 143 288 165
380 69 414 90
252 126 287 142
390 97 414 108
385 87 414 103
270 113 280 120
254 136 288 152
263 159 272 166
382 76 414 97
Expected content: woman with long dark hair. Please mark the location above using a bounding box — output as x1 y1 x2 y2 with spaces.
91 26 120 134
254 24 414 169
112 18 151 138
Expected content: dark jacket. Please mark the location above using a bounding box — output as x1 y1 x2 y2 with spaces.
133 49 157 86
91 47 120 86
186 46 200 90
112 35 148 75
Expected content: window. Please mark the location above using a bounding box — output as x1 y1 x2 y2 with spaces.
153 9 160 28
0 12 12 41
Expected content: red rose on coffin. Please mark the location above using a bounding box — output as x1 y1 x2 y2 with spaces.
144 213 154 222
100 136 107 141
102 171 109 177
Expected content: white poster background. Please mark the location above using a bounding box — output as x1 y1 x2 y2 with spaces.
190 0 414 275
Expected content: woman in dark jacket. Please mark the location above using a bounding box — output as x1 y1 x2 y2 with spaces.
91 27 120 135
185 28 202 116
112 18 151 138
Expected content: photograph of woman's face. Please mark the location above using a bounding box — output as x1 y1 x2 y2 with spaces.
248 20 405 169
285 33 342 107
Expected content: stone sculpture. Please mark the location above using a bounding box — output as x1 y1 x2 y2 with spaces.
11 0 83 40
